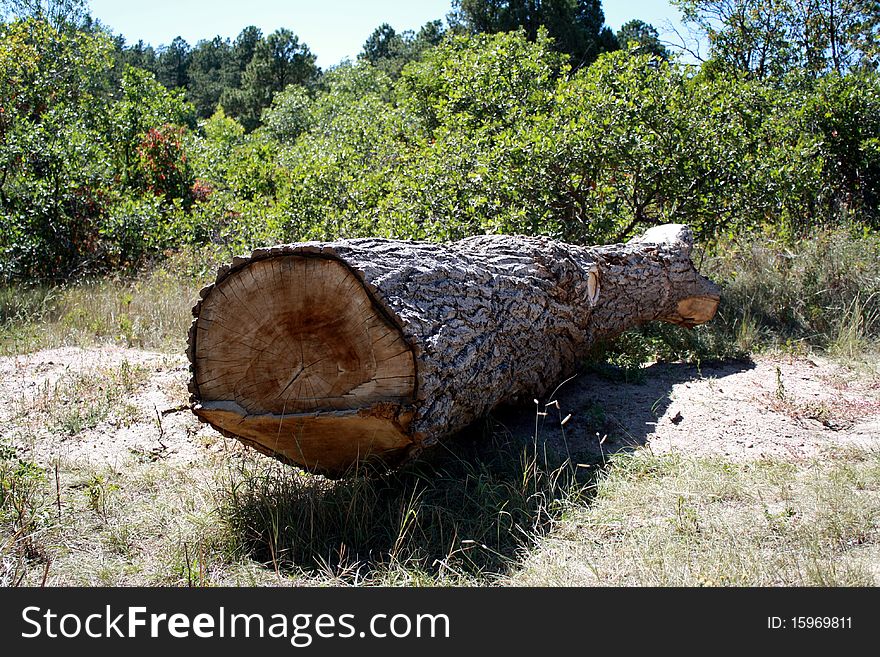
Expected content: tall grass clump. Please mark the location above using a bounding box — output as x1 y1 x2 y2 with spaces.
709 229 880 352
596 228 880 370
0 246 226 355
216 425 593 583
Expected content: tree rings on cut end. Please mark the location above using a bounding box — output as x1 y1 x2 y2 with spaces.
191 254 416 476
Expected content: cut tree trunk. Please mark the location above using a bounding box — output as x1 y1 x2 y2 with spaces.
187 224 720 477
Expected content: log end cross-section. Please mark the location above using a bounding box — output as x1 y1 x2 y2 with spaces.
190 254 417 476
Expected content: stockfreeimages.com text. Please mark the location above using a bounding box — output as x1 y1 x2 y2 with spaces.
21 606 450 646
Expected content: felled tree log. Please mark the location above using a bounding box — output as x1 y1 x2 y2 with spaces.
187 224 719 477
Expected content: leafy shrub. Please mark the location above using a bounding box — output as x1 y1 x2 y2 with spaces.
137 124 193 202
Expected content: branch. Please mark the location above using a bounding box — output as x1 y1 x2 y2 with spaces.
661 20 708 63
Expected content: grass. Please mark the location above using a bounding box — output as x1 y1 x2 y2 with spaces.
588 227 880 380
0 247 220 355
1 422 592 586
829 295 880 360
0 441 53 586
704 228 880 356
6 423 877 587
1 455 232 587
513 448 880 586
0 275 194 355
216 424 591 583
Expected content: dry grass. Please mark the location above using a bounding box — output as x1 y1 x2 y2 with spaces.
600 229 880 373
2 426 590 586
0 273 197 355
704 229 880 358
2 454 258 587
0 247 221 356
21 361 150 436
214 426 591 583
512 448 880 586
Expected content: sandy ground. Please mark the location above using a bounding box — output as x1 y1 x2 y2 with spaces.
493 354 880 464
3 346 879 471
1 346 224 469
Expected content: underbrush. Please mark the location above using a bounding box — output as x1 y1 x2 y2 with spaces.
0 246 222 355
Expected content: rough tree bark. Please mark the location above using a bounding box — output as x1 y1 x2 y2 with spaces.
187 224 720 477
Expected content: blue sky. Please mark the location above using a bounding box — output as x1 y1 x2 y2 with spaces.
87 0 696 68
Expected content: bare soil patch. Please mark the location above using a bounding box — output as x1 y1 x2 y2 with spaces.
2 346 226 470
496 354 880 464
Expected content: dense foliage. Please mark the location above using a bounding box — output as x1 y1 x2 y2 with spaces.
1 0 879 281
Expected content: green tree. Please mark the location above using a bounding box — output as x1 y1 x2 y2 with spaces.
0 15 202 278
362 23 401 63
107 65 195 188
787 0 880 72
400 28 565 132
448 0 618 67
191 105 245 178
359 20 446 78
188 36 234 117
97 65 197 263
788 71 880 228
228 25 262 78
616 19 669 59
118 39 158 75
382 30 569 239
416 19 446 49
676 0 793 79
277 62 403 240
216 26 263 120
223 28 317 130
674 0 880 78
260 84 312 144
156 35 191 89
0 17 115 278
0 0 87 29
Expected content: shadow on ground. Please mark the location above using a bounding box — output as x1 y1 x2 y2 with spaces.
221 358 755 580
494 358 757 464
